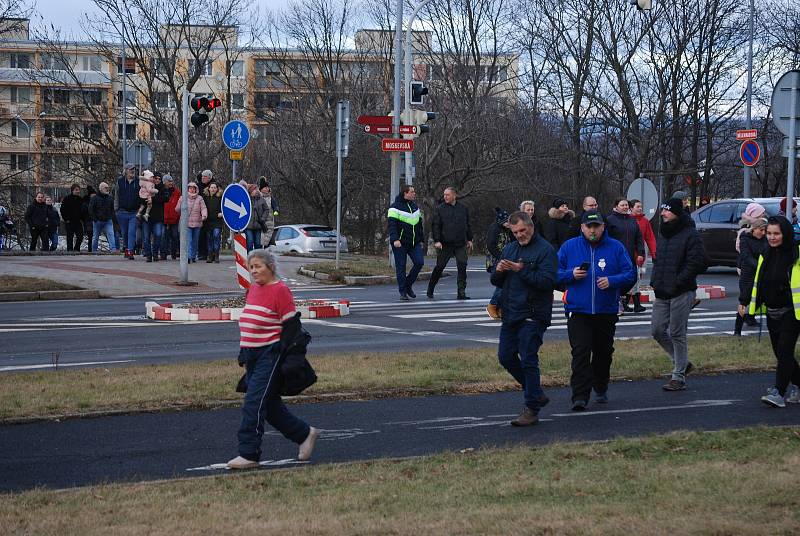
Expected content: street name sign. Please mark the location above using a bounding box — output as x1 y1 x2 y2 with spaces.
222 120 250 150
735 129 758 141
740 140 760 167
399 125 418 135
382 139 414 152
364 125 393 134
221 183 252 232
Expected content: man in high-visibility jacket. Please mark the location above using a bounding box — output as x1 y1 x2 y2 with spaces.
388 184 425 301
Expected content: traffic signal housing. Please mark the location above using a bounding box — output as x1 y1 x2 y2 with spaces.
410 81 428 105
190 96 222 128
630 0 652 10
400 109 437 138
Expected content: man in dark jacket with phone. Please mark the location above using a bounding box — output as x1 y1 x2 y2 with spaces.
650 198 707 391
490 211 557 427
427 187 473 299
557 211 636 410
388 184 425 300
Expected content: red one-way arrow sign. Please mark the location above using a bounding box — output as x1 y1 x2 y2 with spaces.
357 115 392 127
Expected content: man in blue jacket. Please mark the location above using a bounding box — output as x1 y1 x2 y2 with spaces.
115 163 140 259
490 211 557 427
388 184 425 300
558 210 636 410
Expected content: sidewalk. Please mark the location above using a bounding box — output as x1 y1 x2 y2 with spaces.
0 253 320 297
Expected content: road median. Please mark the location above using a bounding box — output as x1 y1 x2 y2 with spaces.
0 276 99 301
0 335 774 423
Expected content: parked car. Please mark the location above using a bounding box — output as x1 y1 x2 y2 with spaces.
271 224 349 254
691 197 784 266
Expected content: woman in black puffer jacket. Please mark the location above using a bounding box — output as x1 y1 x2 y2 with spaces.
736 217 768 335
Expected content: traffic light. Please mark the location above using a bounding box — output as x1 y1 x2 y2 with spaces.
190 96 221 128
410 81 428 105
400 109 436 138
630 0 652 10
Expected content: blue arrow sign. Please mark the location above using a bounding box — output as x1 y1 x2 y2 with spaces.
740 140 760 167
221 183 252 232
222 120 250 150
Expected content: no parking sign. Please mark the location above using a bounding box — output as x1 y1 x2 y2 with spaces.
740 140 760 167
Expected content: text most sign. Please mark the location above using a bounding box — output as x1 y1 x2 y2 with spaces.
736 129 758 141
382 138 414 152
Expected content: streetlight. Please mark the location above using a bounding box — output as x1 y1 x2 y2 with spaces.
14 111 46 200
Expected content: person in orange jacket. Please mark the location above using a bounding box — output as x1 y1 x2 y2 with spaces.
630 199 656 312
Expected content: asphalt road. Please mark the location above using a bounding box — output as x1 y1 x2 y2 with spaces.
0 371 795 492
0 267 742 371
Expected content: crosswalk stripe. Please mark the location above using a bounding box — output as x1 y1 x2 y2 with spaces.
473 315 735 329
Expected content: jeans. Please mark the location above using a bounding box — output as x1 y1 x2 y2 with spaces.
567 312 618 402
428 244 468 296
650 290 694 381
65 221 83 251
237 344 311 461
92 220 116 252
48 227 59 251
162 224 179 257
392 243 424 294
766 311 800 396
198 224 208 259
142 220 163 259
206 226 222 254
498 318 547 411
188 227 201 260
116 209 138 253
245 229 262 251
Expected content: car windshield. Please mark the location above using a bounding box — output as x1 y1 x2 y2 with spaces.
303 226 336 237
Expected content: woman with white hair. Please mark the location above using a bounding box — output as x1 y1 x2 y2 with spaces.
227 249 319 469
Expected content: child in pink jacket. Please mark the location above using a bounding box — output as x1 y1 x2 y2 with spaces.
176 182 207 263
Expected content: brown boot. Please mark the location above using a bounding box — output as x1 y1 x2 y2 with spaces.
510 407 539 427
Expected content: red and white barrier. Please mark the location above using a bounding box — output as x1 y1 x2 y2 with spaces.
557 284 726 304
146 299 350 322
234 232 251 290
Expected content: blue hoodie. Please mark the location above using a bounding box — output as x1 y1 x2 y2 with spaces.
557 232 636 315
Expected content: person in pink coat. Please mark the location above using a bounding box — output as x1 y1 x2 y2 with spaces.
175 182 207 263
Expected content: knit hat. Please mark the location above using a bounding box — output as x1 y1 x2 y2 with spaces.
552 197 567 209
779 197 798 214
494 207 510 225
140 170 154 181
187 181 198 190
258 176 269 190
247 183 259 195
673 190 687 201
660 197 685 217
162 174 173 183
743 202 766 220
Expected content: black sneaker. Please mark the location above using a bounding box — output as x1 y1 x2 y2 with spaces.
685 362 694 376
457 294 471 300
399 292 410 301
571 399 587 411
595 392 609 404
405 288 416 299
426 292 434 299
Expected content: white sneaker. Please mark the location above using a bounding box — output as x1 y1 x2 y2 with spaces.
226 455 259 469
761 387 786 408
298 427 319 461
786 385 800 404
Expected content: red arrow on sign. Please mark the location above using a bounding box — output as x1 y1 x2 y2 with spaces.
357 115 392 127
382 138 414 152
364 125 393 134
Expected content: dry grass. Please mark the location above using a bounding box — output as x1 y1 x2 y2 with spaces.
0 276 81 292
305 255 432 281
0 336 776 422
2 426 799 534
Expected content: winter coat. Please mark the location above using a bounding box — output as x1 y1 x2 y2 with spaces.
485 222 513 271
431 201 472 247
25 201 49 229
116 175 140 212
557 233 637 315
650 213 707 299
246 193 271 232
163 187 181 225
605 211 645 262
88 192 114 222
142 184 165 223
46 205 60 229
176 195 208 228
387 194 424 248
737 231 768 306
490 231 557 325
59 194 83 224
633 213 657 258
203 190 223 230
542 207 575 250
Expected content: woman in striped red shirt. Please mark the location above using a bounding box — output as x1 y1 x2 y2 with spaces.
227 249 319 469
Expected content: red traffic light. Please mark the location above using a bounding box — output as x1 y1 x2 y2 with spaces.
206 98 221 111
190 96 208 112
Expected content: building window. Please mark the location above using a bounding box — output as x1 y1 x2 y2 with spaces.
228 60 244 77
116 57 136 74
11 120 30 138
10 53 31 69
151 58 171 76
43 88 71 105
44 121 70 138
82 89 103 106
117 123 136 140
188 59 213 76
82 155 102 172
41 54 70 71
429 65 444 81
117 90 136 108
10 154 30 170
231 93 245 110
83 123 103 140
81 55 102 72
10 86 32 103
154 92 175 109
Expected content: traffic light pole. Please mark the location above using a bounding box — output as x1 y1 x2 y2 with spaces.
389 0 404 267
403 0 434 184
743 0 754 198
179 88 190 284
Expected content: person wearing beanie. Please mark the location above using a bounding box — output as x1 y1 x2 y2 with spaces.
741 216 800 407
542 196 574 250
735 217 768 335
736 202 766 254
650 197 707 391
175 182 207 262
245 182 270 251
485 206 513 318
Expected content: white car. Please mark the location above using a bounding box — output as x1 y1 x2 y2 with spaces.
272 224 349 254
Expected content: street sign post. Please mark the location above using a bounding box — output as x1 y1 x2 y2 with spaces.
229 149 243 161
740 140 760 167
221 183 252 233
626 177 659 220
382 139 414 152
736 129 758 141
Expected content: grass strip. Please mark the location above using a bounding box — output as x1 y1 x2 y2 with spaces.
0 276 82 292
0 336 776 422
305 255 431 281
2 426 799 534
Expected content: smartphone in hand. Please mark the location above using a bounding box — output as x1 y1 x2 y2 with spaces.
579 262 590 271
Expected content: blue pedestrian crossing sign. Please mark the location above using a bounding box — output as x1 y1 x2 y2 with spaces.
222 120 250 150
221 183 252 232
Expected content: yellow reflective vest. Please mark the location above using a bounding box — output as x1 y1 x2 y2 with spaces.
748 247 800 319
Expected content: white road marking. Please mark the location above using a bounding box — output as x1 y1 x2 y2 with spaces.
549 399 740 418
304 319 447 336
0 360 135 372
186 458 306 472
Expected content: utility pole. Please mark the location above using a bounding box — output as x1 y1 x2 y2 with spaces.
390 0 404 203
743 0 754 197
403 0 434 185
179 88 190 285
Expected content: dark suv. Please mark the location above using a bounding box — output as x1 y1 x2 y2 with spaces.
691 197 783 266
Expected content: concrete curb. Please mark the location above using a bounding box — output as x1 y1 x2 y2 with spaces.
145 299 351 322
0 289 102 302
298 266 440 285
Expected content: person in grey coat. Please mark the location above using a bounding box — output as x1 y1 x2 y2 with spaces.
245 183 271 251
